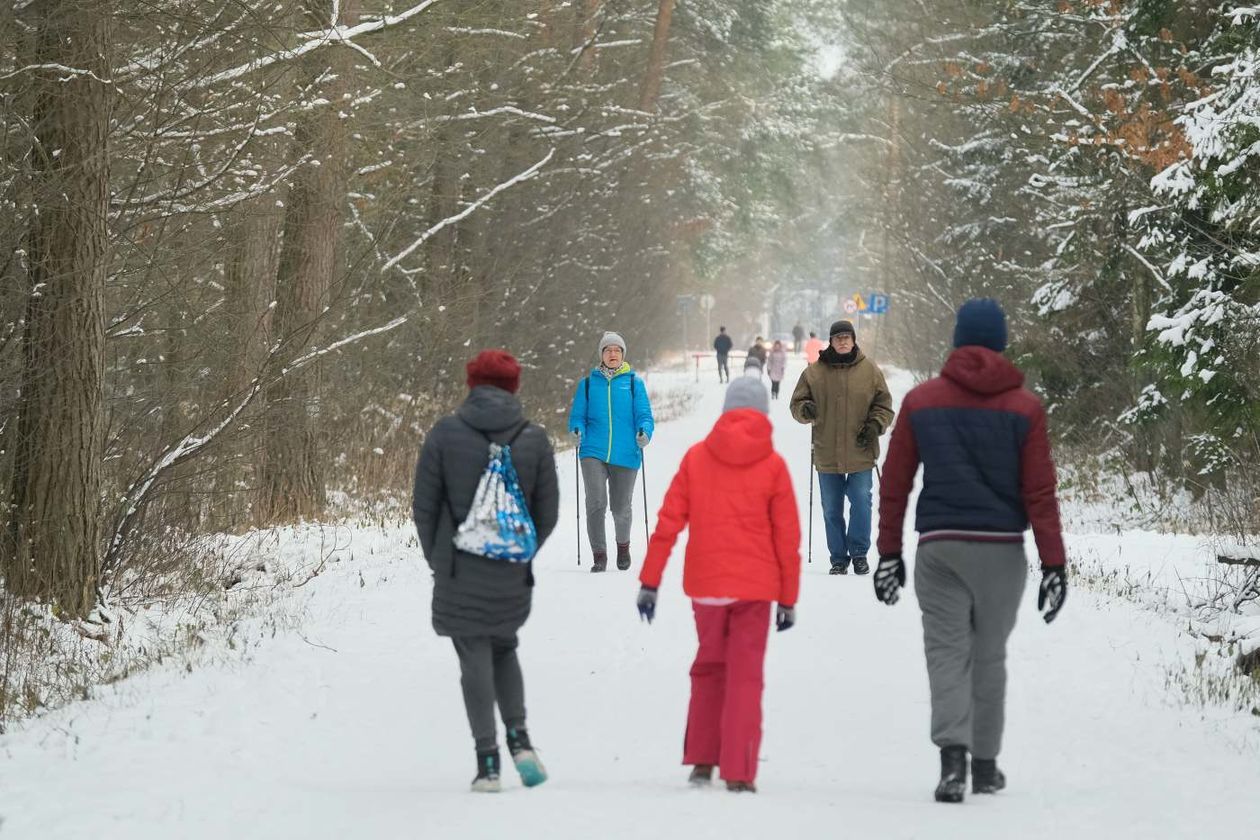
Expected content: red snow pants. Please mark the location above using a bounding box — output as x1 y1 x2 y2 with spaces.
683 600 771 783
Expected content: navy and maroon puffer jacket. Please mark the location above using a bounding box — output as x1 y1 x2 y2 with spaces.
877 346 1066 568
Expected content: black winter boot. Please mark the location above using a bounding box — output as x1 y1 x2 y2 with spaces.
934 745 968 803
829 558 849 575
851 556 870 575
688 765 714 787
616 542 631 571
590 550 607 573
471 749 502 793
971 758 1005 794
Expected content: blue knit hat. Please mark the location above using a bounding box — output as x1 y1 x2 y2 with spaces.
953 298 1007 352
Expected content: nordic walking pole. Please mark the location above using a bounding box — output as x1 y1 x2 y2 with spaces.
575 445 582 566
807 446 815 564
641 449 650 546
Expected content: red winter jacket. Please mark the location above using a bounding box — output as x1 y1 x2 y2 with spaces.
639 409 801 605
877 346 1066 568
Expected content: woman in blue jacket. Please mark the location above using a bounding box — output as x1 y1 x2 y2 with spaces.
568 332 655 572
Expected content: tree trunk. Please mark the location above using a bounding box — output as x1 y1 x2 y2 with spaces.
255 1 356 524
638 0 676 111
3 1 111 617
209 200 279 530
538 0 556 47
575 0 602 76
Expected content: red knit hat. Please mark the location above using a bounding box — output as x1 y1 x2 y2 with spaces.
466 349 521 393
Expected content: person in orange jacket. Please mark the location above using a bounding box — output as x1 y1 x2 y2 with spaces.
635 376 801 794
802 330 825 360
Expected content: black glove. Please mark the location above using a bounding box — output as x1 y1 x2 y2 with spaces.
1037 567 1067 624
873 554 906 605
856 421 878 449
800 401 818 421
775 604 795 632
637 586 658 623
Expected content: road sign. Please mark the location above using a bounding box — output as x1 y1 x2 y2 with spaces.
869 293 889 315
699 293 715 311
843 299 858 315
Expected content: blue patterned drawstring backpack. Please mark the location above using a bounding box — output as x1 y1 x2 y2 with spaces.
453 430 538 563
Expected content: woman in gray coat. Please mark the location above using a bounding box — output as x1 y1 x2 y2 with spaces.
412 350 560 792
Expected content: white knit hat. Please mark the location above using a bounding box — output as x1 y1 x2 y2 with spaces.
598 331 627 356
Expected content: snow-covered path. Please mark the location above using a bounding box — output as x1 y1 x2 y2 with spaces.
2 356 1258 839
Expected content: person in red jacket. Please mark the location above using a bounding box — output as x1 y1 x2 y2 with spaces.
635 376 801 794
873 298 1067 804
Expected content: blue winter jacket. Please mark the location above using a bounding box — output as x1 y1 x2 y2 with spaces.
568 365 655 469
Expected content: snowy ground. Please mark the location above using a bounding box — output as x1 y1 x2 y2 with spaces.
2 355 1259 839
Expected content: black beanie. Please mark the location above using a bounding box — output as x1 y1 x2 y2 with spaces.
829 320 855 338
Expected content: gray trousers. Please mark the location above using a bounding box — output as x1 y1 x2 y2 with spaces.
914 540 1026 759
452 635 526 753
580 457 638 552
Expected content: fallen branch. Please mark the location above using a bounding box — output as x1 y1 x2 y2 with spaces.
1218 555 1260 567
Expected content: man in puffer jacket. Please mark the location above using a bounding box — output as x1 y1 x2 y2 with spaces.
635 376 801 794
873 299 1067 804
568 332 655 572
790 319 895 575
412 350 560 793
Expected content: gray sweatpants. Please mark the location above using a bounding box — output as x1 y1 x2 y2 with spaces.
914 540 1027 760
580 457 638 552
452 635 526 753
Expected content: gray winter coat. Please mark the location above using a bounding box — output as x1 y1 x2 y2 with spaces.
412 386 560 637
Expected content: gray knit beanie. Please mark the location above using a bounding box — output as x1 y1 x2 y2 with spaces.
598 331 627 356
723 375 770 415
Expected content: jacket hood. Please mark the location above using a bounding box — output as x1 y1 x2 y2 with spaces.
941 345 1024 395
703 409 774 466
458 385 525 432
819 345 865 368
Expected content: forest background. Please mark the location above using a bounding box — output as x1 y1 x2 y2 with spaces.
2 0 1257 721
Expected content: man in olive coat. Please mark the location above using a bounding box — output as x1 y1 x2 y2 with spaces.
413 349 559 792
790 320 894 575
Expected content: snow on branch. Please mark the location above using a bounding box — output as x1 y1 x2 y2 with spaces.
0 64 114 84
110 113 265 209
1123 244 1172 293
444 27 528 39
196 0 444 89
416 106 558 128
817 132 895 150
1068 32 1123 94
102 316 408 578
383 148 555 273
1049 85 1095 122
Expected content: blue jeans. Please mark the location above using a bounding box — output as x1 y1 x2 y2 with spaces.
816 470 873 563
